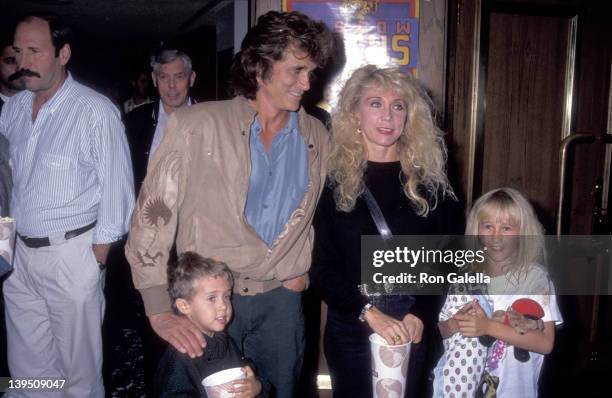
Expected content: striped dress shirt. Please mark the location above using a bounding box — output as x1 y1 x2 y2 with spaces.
0 73 134 243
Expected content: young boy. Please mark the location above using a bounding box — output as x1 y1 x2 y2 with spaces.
155 252 264 397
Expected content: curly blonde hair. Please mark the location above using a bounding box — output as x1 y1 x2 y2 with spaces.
328 65 453 215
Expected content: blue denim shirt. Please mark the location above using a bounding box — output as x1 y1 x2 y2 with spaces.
244 112 309 247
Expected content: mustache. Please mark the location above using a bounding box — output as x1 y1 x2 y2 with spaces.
10 69 40 80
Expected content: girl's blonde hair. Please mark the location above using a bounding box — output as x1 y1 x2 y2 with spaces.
466 188 545 281
328 65 453 215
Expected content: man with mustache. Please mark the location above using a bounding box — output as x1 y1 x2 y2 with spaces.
0 14 134 397
125 11 333 396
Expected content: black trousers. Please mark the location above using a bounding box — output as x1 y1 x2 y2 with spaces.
324 295 433 398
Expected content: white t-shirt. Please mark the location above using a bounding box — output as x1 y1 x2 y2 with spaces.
485 264 563 398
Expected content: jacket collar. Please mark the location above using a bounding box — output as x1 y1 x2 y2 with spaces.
152 101 160 124
232 96 319 156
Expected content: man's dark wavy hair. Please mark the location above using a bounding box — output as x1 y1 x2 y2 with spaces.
230 11 333 100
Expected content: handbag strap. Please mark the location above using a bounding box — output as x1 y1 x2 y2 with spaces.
361 186 393 241
359 186 395 297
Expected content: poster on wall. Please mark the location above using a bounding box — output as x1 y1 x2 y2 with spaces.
283 0 420 110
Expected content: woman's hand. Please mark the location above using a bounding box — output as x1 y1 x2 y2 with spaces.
364 306 411 345
230 366 262 397
402 313 423 343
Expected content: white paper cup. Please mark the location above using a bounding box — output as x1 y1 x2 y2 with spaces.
369 333 411 398
202 367 246 398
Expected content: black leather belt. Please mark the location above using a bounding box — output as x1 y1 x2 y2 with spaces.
18 221 97 249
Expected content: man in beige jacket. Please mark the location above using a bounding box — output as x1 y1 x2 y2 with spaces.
126 11 333 396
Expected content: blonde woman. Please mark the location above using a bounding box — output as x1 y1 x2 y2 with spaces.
310 65 460 397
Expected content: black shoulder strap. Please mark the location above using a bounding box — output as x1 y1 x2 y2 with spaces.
360 186 397 296
362 186 393 241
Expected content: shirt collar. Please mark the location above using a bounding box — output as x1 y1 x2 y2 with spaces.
18 71 74 113
158 97 192 119
158 100 169 120
42 72 74 114
251 111 299 138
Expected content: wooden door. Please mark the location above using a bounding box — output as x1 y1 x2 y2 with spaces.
445 0 612 395
479 7 575 231
446 0 610 232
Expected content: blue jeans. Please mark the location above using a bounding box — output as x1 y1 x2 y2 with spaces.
324 295 428 398
229 286 305 397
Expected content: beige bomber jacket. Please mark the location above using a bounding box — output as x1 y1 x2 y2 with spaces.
125 96 330 315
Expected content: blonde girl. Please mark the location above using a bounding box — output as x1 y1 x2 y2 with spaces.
455 188 563 398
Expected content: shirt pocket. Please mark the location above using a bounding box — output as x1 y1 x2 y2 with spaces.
35 153 78 200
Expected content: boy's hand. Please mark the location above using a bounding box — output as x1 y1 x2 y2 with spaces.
230 366 262 397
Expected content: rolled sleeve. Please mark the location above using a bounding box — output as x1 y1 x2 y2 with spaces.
91 107 135 244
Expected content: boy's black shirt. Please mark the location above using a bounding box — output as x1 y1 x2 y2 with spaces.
155 331 269 397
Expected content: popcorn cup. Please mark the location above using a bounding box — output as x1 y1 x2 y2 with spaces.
369 333 411 398
202 367 246 398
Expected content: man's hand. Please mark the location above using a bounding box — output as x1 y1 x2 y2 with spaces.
92 243 111 265
282 274 306 292
149 312 206 358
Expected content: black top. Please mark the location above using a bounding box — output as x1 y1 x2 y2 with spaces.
310 161 463 322
123 101 159 192
155 332 245 397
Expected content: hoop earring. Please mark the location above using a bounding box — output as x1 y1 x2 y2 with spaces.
356 127 362 135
